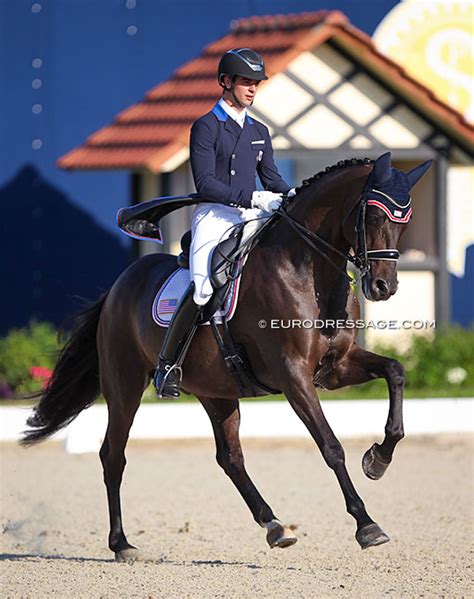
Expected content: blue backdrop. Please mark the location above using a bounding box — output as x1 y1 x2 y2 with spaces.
1 0 399 237
8 1 471 331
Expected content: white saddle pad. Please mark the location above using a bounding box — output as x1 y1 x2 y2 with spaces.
152 267 242 327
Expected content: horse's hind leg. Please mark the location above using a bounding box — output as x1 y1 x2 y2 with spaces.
198 396 297 549
321 345 405 480
99 352 148 563
281 374 389 550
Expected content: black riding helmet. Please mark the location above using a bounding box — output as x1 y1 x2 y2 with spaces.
217 48 268 87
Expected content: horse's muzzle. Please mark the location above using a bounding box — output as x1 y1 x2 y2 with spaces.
362 273 397 301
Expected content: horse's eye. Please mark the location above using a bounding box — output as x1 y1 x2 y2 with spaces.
367 214 381 226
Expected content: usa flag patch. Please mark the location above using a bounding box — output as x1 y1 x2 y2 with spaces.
158 298 178 314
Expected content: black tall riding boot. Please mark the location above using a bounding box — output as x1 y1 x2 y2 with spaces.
153 282 203 399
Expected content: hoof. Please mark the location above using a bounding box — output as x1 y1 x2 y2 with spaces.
115 546 139 563
362 443 391 480
356 523 390 550
265 520 297 549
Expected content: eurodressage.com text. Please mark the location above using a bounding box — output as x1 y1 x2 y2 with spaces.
258 319 437 330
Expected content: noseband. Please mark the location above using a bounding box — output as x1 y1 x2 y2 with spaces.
277 170 407 283
353 193 401 274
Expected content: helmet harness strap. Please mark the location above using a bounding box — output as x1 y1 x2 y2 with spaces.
222 76 247 110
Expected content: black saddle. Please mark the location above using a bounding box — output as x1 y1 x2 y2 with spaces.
210 229 243 288
177 227 243 288
119 192 281 322
177 227 244 323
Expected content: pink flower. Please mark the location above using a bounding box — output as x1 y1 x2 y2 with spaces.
29 366 53 388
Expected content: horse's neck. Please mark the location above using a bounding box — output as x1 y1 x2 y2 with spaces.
290 166 369 237
265 166 366 271
261 165 369 306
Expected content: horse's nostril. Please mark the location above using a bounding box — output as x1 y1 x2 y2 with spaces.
375 279 389 294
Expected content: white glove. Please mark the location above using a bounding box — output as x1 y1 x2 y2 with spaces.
287 188 296 198
251 191 283 212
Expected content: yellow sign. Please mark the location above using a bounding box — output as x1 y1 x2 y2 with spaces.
373 0 474 123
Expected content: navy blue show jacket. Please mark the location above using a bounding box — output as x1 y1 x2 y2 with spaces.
190 102 291 208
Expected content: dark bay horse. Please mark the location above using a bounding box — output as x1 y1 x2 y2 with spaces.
23 152 432 562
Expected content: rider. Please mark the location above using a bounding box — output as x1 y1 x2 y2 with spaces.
153 47 294 399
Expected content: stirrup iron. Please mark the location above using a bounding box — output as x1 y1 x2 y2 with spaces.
154 362 183 399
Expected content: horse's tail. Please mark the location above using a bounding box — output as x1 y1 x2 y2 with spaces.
21 291 109 446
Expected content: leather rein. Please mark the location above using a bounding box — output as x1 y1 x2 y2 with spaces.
275 171 401 284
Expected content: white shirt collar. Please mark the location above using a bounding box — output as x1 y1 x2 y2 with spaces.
218 97 247 128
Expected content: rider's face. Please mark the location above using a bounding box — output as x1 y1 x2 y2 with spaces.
223 75 261 109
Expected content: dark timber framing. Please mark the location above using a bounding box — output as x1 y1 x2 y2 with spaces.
129 172 141 262
434 155 450 325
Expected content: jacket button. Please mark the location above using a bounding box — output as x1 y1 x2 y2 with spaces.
230 170 236 176
231 154 236 159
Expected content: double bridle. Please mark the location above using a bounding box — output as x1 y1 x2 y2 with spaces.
276 171 403 284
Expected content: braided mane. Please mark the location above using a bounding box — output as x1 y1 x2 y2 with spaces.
296 157 373 193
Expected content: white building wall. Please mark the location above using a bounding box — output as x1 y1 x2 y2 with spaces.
364 271 436 350
447 166 474 278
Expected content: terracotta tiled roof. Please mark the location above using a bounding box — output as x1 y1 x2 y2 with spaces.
58 10 473 171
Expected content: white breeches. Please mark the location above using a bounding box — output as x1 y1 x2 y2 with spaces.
190 203 270 305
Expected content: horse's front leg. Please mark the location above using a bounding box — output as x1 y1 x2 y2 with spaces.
198 396 297 549
321 345 405 480
279 365 389 549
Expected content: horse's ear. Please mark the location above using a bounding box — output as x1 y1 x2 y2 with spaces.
406 159 433 189
372 152 392 185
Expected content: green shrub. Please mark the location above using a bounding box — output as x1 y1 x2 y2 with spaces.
374 326 474 391
0 321 60 396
